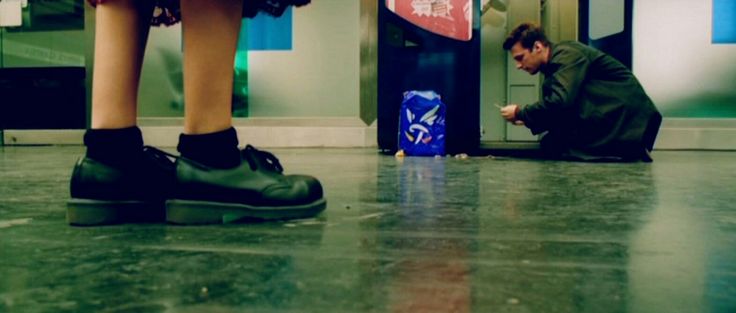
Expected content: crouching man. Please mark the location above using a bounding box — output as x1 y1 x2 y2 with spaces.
500 23 662 161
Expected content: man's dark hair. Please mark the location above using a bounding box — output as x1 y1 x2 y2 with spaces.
502 22 551 51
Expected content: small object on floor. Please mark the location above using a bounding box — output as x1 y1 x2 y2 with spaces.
395 150 405 158
398 91 446 156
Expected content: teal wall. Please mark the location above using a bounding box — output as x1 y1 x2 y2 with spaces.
1 1 360 121
6 0 733 124
0 29 85 68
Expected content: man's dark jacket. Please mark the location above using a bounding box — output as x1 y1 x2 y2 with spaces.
516 41 662 161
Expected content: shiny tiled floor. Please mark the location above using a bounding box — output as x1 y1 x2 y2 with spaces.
1 146 735 313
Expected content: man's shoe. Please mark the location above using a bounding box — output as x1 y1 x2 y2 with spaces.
67 147 176 226
166 145 326 224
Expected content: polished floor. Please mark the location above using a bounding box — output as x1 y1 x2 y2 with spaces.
1 146 735 313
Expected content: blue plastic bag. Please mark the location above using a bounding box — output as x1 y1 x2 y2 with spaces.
398 90 446 156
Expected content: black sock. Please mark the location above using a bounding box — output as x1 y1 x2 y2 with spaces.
177 127 241 169
84 126 144 167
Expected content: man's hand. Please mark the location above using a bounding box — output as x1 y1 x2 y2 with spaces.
500 104 522 124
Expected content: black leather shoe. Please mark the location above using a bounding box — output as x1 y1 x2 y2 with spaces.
167 145 326 224
67 147 176 226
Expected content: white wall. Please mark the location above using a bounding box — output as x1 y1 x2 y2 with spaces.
135 1 361 120
479 5 508 141
633 0 736 118
139 24 184 118
248 0 360 118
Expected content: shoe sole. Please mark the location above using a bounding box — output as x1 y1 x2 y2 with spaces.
66 199 166 226
165 198 327 224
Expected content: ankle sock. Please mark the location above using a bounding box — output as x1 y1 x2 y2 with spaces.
84 126 144 167
177 127 241 169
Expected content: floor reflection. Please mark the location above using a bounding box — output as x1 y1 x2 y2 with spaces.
1 147 736 312
368 156 478 313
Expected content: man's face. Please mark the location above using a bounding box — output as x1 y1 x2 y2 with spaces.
510 41 545 75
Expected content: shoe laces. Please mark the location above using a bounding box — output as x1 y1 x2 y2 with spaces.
242 145 284 173
142 146 177 171
141 145 283 173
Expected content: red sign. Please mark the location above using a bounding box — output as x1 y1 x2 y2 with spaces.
386 0 473 41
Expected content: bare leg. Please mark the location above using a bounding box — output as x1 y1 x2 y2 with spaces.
180 0 244 135
90 0 154 129
163 1 326 225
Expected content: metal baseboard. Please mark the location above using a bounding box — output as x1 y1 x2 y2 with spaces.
2 120 378 148
655 119 736 150
2 129 85 146
3 118 735 151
